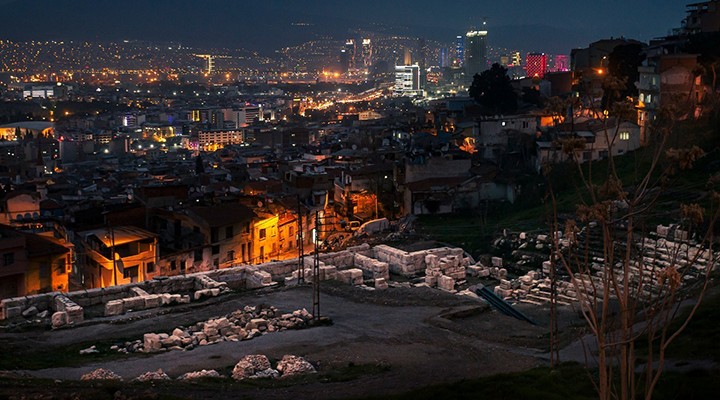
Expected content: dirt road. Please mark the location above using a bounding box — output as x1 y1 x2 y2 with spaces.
3 284 549 399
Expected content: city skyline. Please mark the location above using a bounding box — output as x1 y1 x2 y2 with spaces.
0 0 687 55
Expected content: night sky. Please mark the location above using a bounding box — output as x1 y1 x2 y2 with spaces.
0 0 687 54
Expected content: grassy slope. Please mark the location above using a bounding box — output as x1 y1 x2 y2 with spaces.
416 118 719 256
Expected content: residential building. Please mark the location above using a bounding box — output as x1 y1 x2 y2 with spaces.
536 118 641 171
394 65 422 97
0 226 72 299
76 226 158 288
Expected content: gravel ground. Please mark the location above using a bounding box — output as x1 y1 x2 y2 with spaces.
1 284 550 399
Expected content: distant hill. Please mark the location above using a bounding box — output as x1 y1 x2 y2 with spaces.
0 0 634 55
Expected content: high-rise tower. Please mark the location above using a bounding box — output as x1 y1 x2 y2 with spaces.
526 53 548 78
465 25 488 78
455 35 464 66
344 39 356 71
362 38 373 68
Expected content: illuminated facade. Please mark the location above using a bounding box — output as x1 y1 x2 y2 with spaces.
362 38 373 68
343 39 356 71
253 213 279 264
0 227 72 299
526 53 548 78
455 35 464 66
553 54 569 72
394 65 422 97
223 106 263 128
76 226 158 289
197 129 244 150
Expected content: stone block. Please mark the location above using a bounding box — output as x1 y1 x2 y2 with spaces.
424 275 438 287
319 265 337 281
105 300 125 316
437 275 455 291
491 257 503 267
131 287 149 297
123 296 145 310
21 306 38 318
51 311 68 328
143 333 162 352
5 306 22 319
143 295 162 309
374 278 388 290
65 305 84 324
494 286 513 298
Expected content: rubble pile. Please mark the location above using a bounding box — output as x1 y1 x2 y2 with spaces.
484 225 716 305
52 295 84 328
374 245 466 277
276 355 317 377
424 254 468 292
136 305 314 353
80 368 122 381
178 370 222 380
133 369 171 382
232 355 279 380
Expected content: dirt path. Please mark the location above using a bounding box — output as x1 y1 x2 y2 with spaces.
2 285 547 399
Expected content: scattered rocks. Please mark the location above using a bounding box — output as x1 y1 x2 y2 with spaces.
232 354 313 380
128 305 314 354
276 355 316 378
80 368 122 381
231 355 273 380
79 345 99 355
21 306 38 318
133 369 171 382
178 369 222 380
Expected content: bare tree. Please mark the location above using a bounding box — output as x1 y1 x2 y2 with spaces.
546 96 719 400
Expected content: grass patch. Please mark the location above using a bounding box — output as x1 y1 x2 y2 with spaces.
654 286 720 362
415 118 719 255
359 363 720 400
0 337 148 370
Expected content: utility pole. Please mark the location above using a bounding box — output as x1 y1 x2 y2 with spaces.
312 210 321 321
375 177 379 219
297 194 304 284
108 222 117 286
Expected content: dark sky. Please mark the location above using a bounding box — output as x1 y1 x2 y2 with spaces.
0 0 687 54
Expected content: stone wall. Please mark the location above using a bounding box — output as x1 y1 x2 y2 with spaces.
1 243 465 322
0 292 59 320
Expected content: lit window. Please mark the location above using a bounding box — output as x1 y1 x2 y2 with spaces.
620 131 630 141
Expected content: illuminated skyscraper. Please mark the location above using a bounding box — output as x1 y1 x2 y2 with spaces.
403 48 413 65
439 48 449 68
465 29 488 77
362 38 373 68
344 39 356 70
526 53 548 78
553 54 569 72
455 35 464 66
197 54 214 74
